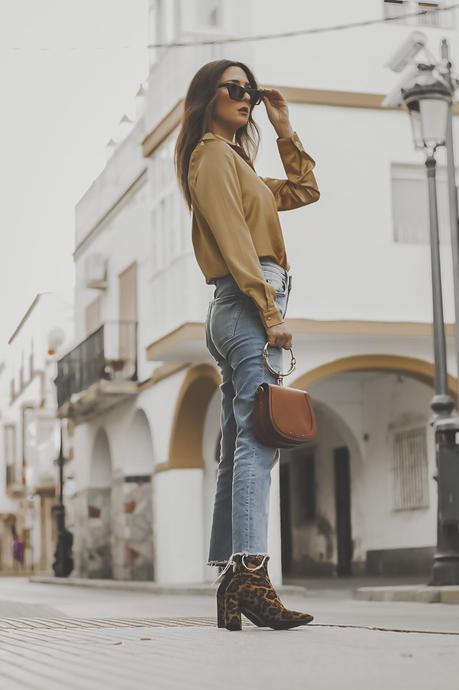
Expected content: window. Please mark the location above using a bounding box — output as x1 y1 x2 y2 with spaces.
150 135 189 273
384 0 407 23
29 339 34 379
417 2 453 28
391 163 452 244
85 296 102 336
148 0 179 66
383 1 456 29
4 423 17 485
19 353 24 389
392 427 429 510
198 0 221 27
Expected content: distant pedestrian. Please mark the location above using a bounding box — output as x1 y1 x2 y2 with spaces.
12 534 25 572
175 59 319 630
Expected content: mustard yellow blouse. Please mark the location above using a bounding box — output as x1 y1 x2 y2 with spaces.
187 130 320 330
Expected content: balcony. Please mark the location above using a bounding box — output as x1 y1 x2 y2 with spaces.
6 463 24 497
55 321 138 422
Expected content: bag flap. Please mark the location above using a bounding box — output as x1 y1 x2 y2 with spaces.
268 384 315 439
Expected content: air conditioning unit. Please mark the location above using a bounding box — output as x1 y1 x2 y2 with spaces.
84 254 107 289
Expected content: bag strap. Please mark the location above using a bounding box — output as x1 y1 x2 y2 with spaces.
262 342 296 385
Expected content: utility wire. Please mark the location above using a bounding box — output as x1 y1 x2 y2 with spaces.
3 3 459 51
147 3 459 49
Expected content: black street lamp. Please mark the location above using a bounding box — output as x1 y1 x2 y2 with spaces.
401 65 459 586
51 420 74 577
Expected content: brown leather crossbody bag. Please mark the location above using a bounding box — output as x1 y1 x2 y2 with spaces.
252 344 317 448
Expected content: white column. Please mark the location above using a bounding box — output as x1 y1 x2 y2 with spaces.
154 468 204 583
267 462 283 585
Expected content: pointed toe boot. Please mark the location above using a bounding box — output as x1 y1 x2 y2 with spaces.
222 554 314 631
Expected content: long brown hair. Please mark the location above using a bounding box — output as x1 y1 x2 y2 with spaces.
174 59 261 211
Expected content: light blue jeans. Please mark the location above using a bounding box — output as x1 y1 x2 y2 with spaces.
205 259 292 566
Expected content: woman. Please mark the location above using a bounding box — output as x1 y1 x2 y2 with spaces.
175 59 320 630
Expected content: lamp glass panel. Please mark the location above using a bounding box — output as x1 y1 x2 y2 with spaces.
408 107 425 150
420 98 449 147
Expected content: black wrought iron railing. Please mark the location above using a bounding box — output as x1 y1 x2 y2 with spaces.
55 321 137 408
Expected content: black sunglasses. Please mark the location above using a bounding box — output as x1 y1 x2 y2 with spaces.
217 82 265 107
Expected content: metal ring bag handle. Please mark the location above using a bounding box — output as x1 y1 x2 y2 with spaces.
262 342 296 385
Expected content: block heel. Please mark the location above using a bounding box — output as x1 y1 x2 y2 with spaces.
216 589 225 628
214 561 236 628
223 594 242 631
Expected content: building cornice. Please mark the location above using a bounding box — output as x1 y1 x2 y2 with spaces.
146 318 456 362
142 85 459 159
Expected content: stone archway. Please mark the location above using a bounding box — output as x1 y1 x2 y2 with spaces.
112 409 155 580
282 354 453 578
291 353 457 399
159 364 220 471
86 428 113 578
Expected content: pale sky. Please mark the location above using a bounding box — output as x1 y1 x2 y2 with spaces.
0 0 149 355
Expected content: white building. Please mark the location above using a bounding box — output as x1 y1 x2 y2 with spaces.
0 292 74 573
59 0 459 584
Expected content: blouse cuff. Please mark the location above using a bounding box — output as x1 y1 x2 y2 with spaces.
260 303 285 331
276 131 316 165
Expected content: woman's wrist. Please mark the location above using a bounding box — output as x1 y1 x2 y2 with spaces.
275 123 294 139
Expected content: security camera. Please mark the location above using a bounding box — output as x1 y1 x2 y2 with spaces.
385 30 427 73
381 63 421 108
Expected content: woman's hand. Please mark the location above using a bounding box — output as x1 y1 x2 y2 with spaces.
266 321 292 350
261 88 294 138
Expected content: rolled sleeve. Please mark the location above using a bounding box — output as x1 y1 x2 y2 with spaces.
259 131 320 211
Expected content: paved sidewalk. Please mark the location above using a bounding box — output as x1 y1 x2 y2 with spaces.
29 574 305 596
0 577 458 690
355 583 459 604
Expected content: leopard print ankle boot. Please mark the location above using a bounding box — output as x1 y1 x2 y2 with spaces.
222 554 314 631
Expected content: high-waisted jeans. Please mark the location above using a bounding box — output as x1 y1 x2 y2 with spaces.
205 258 293 566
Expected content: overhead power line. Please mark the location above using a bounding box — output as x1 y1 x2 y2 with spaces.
147 3 459 49
3 3 459 52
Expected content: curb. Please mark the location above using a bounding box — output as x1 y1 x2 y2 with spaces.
29 576 307 597
353 584 459 604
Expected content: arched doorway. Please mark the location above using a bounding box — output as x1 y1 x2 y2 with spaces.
280 399 361 578
87 428 113 578
112 409 155 580
280 356 452 579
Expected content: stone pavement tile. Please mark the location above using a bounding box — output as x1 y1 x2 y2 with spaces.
0 601 68 618
0 623 458 690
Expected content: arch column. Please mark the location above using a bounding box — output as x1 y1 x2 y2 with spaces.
154 365 219 583
112 410 155 580
75 428 113 578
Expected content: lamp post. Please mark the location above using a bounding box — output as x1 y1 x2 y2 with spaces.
438 39 459 415
401 65 459 586
51 420 74 577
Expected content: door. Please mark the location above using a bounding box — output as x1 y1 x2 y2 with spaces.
333 446 352 576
